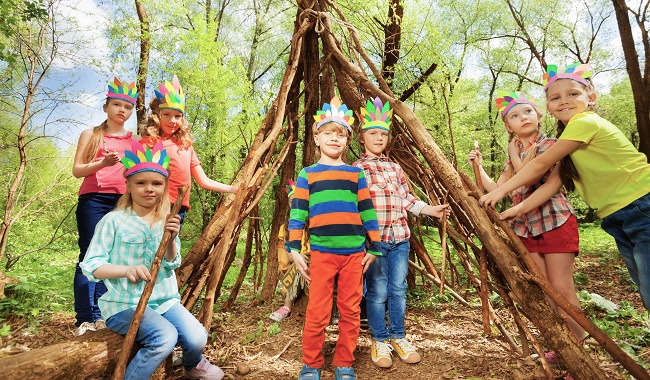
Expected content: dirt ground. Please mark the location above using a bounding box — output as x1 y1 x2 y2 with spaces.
1 251 647 379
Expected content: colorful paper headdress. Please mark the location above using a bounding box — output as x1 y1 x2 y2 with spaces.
286 180 296 198
314 96 354 132
107 77 138 105
155 75 186 114
543 62 591 91
121 140 170 178
360 97 392 131
495 91 536 116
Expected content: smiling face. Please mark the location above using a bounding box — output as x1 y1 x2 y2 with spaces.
503 103 541 140
104 98 134 126
314 122 349 164
360 128 389 157
158 108 184 137
545 79 596 125
127 171 168 213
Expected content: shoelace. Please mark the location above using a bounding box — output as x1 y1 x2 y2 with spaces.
393 339 416 352
375 341 393 356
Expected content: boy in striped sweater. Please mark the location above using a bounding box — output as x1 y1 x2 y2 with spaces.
288 97 381 380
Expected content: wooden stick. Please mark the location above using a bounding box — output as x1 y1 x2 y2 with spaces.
113 186 189 380
409 260 468 306
439 191 449 296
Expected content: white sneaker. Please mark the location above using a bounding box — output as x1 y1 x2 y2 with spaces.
74 321 96 337
185 357 224 380
94 319 106 330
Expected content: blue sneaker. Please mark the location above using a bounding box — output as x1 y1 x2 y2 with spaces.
334 366 356 380
298 364 321 380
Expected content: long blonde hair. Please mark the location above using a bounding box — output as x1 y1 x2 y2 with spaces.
140 98 193 149
502 103 544 181
80 99 113 164
115 174 171 222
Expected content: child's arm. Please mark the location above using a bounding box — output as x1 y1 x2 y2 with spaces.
467 150 501 193
191 165 238 193
507 139 525 173
500 166 563 220
72 129 121 178
393 164 451 220
164 214 181 262
480 139 582 207
286 170 309 255
357 169 382 272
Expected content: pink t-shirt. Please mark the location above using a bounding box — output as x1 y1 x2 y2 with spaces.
140 137 201 208
78 132 133 195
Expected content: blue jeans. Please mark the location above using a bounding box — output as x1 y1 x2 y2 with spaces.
74 193 120 326
365 238 410 341
106 302 208 380
601 192 650 310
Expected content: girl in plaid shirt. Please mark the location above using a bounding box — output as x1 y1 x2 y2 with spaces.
353 97 450 369
470 91 584 348
81 140 224 380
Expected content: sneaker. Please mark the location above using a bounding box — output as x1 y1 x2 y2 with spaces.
531 351 560 366
185 357 224 380
74 321 96 337
298 364 321 380
371 340 393 368
94 319 106 330
269 306 291 322
390 338 421 364
334 366 356 380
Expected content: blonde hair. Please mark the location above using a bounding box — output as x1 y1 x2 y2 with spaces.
80 99 114 164
140 98 193 149
115 173 171 222
501 103 544 181
312 121 352 159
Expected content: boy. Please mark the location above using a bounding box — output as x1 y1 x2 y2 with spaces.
288 97 381 380
353 97 450 369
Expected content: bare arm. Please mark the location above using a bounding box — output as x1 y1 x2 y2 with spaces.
92 264 152 283
468 150 504 193
72 129 121 178
479 139 582 207
500 166 563 220
191 165 238 193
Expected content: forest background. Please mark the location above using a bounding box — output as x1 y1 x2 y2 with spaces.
1 0 649 368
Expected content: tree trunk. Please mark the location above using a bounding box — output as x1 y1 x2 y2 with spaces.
134 0 150 127
612 0 650 156
381 0 403 89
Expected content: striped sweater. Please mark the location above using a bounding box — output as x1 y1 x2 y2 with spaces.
286 163 381 256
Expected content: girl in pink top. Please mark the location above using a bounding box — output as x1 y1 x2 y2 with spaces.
139 75 237 223
71 78 137 336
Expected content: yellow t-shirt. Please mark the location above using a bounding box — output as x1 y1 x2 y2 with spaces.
559 112 650 218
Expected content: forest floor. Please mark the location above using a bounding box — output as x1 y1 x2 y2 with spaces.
1 246 648 379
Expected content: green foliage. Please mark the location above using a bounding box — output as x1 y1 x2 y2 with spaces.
0 0 47 63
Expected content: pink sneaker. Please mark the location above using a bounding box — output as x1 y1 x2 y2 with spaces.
185 357 224 380
269 306 291 322
544 351 560 365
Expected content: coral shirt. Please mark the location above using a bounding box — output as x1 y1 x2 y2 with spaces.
78 132 133 195
140 137 201 209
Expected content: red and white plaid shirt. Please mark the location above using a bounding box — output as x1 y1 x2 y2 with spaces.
506 135 574 237
354 154 426 243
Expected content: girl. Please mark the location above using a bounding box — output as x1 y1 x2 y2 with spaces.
80 140 224 380
469 91 584 349
480 63 650 310
71 78 137 336
139 75 237 223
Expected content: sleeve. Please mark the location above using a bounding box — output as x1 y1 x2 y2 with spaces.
396 164 426 215
80 214 116 282
558 114 598 143
189 146 202 168
286 169 309 254
161 236 182 271
357 170 382 256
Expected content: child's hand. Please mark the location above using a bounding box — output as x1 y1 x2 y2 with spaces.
508 139 521 159
361 253 376 274
479 188 506 208
467 150 482 166
101 151 121 167
291 251 311 283
425 204 451 219
165 214 181 238
125 264 151 283
500 204 523 221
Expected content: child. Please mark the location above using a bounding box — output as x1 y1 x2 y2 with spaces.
80 140 224 380
140 75 237 223
270 180 311 323
71 78 137 336
288 97 381 380
480 63 650 311
469 91 584 349
353 97 450 369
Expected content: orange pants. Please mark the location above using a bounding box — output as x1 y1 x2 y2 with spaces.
302 250 364 368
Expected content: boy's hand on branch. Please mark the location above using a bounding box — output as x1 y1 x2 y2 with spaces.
424 204 451 219
467 150 482 166
361 253 376 274
291 251 310 283
125 264 151 283
165 214 181 239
